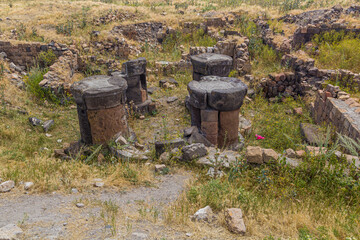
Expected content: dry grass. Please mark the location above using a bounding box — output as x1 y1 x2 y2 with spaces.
0 0 357 46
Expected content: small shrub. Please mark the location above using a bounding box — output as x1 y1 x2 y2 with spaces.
25 67 60 103
56 21 74 36
315 38 360 73
281 0 301 11
17 23 27 40
38 50 56 69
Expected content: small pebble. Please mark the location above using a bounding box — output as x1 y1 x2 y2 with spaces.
76 203 85 208
24 182 34 190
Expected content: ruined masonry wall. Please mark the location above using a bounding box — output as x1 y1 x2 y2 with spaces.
312 91 360 140
0 41 70 67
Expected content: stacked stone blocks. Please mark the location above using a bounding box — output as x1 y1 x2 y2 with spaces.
112 57 155 113
71 75 129 145
312 89 360 141
188 75 247 149
0 40 73 67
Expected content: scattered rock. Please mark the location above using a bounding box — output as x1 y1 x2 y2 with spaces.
293 107 303 115
28 117 42 126
42 119 54 132
197 147 239 168
166 96 178 103
159 152 170 162
134 142 145 150
0 52 7 60
159 78 179 88
71 188 78 194
182 143 207 161
54 149 71 160
115 135 128 145
0 224 23 240
239 116 252 135
300 123 322 146
155 164 167 173
93 179 104 188
183 126 197 137
9 62 22 72
296 150 306 157
24 182 34 190
147 86 159 95
246 146 263 164
113 147 149 161
155 138 185 156
225 208 246 235
76 203 85 208
206 167 224 178
130 232 148 240
191 206 214 222
187 130 213 147
262 148 278 163
97 153 105 163
0 180 15 193
285 148 297 158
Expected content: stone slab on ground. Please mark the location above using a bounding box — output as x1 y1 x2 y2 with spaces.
300 123 323 146
197 147 240 168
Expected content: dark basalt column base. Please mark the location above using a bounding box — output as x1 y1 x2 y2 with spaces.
187 75 248 149
71 75 129 145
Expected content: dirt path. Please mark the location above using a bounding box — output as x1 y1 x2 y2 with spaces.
0 173 192 240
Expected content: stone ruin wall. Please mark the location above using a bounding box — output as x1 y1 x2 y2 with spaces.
256 5 360 54
292 25 360 49
261 54 360 98
311 87 360 141
0 41 72 67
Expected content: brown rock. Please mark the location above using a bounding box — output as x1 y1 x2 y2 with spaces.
155 164 167 172
246 146 263 164
263 149 278 163
296 150 306 157
225 208 246 235
293 107 303 115
285 148 297 158
97 153 105 163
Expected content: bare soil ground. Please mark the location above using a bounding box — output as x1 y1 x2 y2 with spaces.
0 173 192 240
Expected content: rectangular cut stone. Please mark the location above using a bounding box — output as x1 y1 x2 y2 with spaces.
190 105 201 128
201 121 218 135
125 75 140 88
87 104 129 144
205 134 218 146
193 72 203 81
201 109 219 122
141 89 147 103
126 83 143 104
218 109 240 147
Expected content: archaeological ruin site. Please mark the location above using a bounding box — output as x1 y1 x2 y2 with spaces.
0 0 360 239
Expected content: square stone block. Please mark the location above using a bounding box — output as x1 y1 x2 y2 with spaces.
201 109 219 122
218 109 240 147
201 121 218 136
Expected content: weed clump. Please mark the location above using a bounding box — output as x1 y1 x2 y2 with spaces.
38 50 56 69
24 67 61 104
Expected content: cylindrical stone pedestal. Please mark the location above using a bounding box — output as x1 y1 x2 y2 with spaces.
190 53 233 80
187 76 247 148
71 75 129 145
